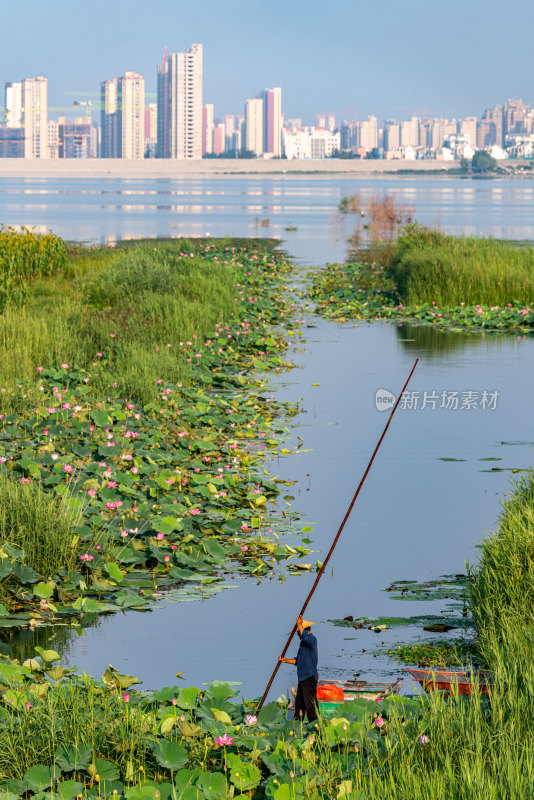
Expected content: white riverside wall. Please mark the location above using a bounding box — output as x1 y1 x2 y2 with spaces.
0 158 460 179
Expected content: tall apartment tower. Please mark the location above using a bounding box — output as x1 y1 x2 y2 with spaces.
21 76 48 158
5 82 22 127
119 71 145 159
258 87 282 156
245 98 263 155
202 103 214 155
101 78 119 158
157 44 203 159
101 71 145 159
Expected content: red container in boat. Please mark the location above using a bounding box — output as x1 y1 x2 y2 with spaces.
317 683 344 701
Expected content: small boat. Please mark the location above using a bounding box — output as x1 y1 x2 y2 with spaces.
404 668 493 697
290 676 403 712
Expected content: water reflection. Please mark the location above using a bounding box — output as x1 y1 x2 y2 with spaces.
396 323 486 356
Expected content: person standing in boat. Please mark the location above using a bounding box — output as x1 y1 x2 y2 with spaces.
279 615 318 722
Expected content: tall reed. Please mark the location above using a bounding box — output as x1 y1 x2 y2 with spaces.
391 226 534 306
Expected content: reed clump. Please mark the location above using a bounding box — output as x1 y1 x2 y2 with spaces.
391 225 534 307
0 473 82 577
339 192 415 266
0 226 67 311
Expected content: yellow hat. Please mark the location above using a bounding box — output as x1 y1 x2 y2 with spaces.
302 619 317 628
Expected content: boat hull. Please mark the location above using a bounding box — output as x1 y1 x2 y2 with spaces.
316 678 403 711
404 669 492 697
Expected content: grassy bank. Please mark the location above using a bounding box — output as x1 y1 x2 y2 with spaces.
0 232 316 640
309 227 534 333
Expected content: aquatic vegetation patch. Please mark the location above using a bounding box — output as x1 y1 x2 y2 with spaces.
0 651 431 797
0 239 316 633
380 639 480 669
309 260 534 334
384 575 468 603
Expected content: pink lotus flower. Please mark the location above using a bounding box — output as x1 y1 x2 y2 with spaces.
190 509 200 515
419 734 429 745
19 477 31 484
0 457 7 464
37 366 44 372
131 466 138 474
80 554 94 562
63 464 74 473
61 363 69 369
107 481 118 488
374 716 385 728
123 692 130 703
245 714 257 726
214 733 234 747
87 490 97 498
120 530 129 538
164 555 170 562
25 701 32 710
156 532 165 540
241 545 248 552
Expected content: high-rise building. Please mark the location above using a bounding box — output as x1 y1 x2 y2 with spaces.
119 71 145 159
0 128 25 157
460 117 477 147
245 98 263 155
316 113 336 130
58 117 93 158
257 87 282 156
21 76 48 158
5 82 22 127
47 120 59 158
101 77 119 158
383 121 400 151
400 116 420 148
213 122 225 155
101 71 145 158
144 102 157 157
157 44 203 159
358 116 378 151
202 103 214 155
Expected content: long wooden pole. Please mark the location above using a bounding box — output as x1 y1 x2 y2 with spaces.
256 359 419 712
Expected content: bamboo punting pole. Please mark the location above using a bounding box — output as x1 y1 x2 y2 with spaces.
256 359 419 712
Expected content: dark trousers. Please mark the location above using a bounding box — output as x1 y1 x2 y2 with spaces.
294 676 318 722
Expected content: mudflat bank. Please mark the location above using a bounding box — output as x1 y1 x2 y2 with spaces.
0 157 460 179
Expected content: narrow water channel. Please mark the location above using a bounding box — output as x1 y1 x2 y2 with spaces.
13 304 531 702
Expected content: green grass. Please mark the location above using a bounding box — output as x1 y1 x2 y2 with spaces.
0 239 240 406
0 473 81 577
391 226 534 307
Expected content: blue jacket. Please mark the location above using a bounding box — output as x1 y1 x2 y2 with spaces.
295 628 318 682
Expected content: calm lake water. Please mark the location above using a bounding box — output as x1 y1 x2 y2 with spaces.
1 174 533 699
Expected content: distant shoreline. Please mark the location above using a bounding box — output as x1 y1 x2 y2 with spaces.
0 158 463 179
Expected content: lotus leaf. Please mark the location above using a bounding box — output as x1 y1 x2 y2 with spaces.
211 707 233 725
194 772 227 800
33 583 54 599
54 743 93 771
152 740 188 771
23 766 54 792
55 780 84 800
225 754 261 791
87 758 119 782
175 686 201 709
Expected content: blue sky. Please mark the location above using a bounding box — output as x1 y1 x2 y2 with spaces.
2 0 533 123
